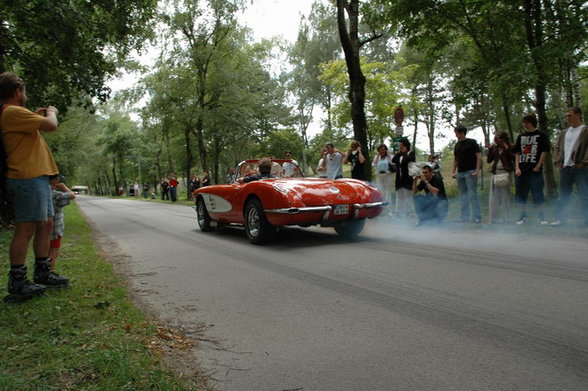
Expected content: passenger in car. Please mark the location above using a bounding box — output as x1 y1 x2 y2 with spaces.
241 157 274 183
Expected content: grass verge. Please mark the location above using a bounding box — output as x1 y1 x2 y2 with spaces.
0 202 201 391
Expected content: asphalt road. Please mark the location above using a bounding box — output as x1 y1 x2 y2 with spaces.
76 196 588 391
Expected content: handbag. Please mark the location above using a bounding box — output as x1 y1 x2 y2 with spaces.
408 162 421 177
493 172 510 187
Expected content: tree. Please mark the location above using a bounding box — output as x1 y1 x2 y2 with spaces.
0 0 157 109
377 0 588 197
335 0 385 181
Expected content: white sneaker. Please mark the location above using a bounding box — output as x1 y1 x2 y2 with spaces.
516 217 527 225
550 220 563 227
539 219 549 225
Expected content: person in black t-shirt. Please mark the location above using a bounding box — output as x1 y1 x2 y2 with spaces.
451 125 482 223
343 140 366 180
513 112 550 225
412 165 448 225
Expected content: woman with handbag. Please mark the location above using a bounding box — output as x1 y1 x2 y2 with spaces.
487 132 515 223
391 138 416 219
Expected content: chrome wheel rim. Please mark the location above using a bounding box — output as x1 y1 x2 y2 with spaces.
247 207 260 238
197 201 206 227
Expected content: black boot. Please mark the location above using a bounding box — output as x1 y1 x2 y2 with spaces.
34 259 69 288
7 266 46 297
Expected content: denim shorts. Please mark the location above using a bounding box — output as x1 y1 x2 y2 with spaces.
6 176 54 222
515 170 545 205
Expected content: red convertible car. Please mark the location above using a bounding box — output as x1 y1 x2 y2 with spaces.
193 159 386 244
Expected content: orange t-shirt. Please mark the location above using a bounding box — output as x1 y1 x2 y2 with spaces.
0 105 58 179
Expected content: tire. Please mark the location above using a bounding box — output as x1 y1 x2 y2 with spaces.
196 197 215 232
334 219 365 238
244 198 276 244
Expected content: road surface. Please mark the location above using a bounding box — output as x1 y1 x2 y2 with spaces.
76 196 588 391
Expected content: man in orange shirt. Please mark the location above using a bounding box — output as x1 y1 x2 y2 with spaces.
0 72 68 300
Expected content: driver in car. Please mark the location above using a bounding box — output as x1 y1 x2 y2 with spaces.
240 157 274 183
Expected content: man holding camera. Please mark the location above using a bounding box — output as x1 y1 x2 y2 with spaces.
412 165 448 226
0 72 68 300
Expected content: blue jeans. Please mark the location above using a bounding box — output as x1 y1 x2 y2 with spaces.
456 170 481 220
515 170 545 206
555 166 588 224
6 176 54 223
414 194 448 223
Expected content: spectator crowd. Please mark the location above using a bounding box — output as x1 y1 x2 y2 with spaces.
1 69 586 301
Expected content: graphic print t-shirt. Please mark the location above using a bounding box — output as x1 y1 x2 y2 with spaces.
513 130 550 173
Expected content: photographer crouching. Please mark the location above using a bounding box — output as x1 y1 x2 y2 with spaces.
412 165 448 226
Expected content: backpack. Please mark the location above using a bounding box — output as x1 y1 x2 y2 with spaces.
0 104 13 225
0 104 8 183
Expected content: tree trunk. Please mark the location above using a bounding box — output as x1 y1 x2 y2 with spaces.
194 116 209 175
184 125 194 199
111 158 118 196
502 99 514 142
523 0 556 199
336 0 374 181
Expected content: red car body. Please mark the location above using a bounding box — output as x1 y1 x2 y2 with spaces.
193 159 386 243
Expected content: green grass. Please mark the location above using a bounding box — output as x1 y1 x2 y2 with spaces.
0 203 201 391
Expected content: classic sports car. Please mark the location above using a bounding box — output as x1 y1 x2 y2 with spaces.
193 159 386 244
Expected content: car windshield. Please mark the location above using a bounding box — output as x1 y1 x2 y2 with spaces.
235 160 303 182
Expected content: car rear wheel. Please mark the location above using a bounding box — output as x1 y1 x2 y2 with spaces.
196 197 215 232
244 198 276 244
334 219 365 238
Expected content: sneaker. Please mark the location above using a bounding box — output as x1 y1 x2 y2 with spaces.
7 266 46 297
473 218 481 223
550 220 563 227
516 217 527 225
34 259 69 288
539 219 549 225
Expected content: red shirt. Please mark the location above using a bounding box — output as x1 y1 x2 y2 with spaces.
169 178 178 187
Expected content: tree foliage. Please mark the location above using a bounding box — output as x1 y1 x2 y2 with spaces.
0 0 157 109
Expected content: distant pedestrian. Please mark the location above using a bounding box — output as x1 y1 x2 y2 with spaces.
133 182 140 198
487 132 515 224
160 178 169 200
188 174 200 200
344 140 366 180
513 113 550 225
201 171 210 187
168 173 178 202
391 138 415 219
227 168 236 183
451 125 482 223
551 106 588 227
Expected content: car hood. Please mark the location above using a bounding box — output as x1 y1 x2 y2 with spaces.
269 178 381 205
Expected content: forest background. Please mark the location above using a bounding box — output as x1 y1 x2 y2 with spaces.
1 0 587 202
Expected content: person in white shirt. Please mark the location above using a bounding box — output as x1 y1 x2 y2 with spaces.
282 151 300 177
551 106 588 227
321 143 345 179
372 143 394 214
317 148 328 178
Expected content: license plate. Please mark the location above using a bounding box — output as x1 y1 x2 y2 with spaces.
333 204 349 215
